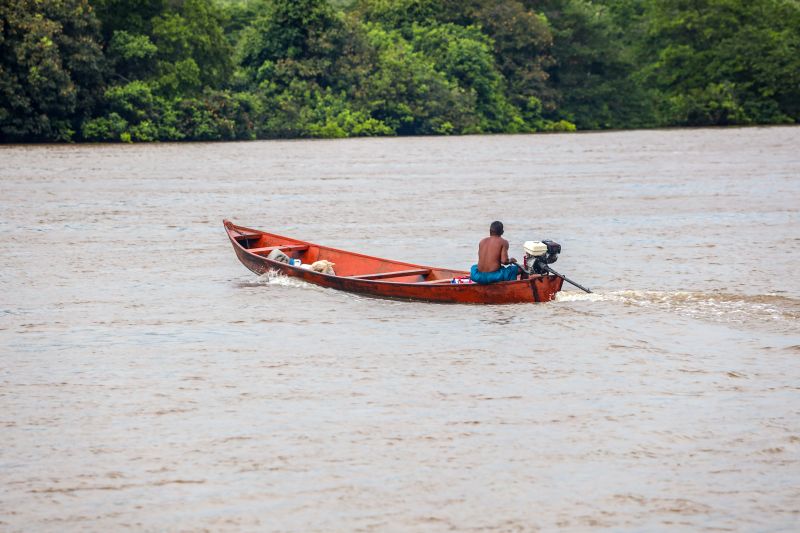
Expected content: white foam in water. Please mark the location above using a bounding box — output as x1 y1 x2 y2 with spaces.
257 270 312 288
555 291 606 303
557 289 799 329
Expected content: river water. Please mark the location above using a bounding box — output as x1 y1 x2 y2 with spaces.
1 127 799 531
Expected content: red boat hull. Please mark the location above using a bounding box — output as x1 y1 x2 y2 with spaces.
225 220 563 304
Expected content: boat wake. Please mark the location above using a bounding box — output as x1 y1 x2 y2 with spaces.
236 270 315 289
255 270 313 288
556 290 800 330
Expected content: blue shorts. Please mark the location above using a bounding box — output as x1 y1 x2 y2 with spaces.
470 264 519 284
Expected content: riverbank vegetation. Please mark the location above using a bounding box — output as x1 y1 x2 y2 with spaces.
2 0 798 142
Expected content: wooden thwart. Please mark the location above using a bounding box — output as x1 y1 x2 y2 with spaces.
349 268 431 280
248 244 309 254
234 232 262 240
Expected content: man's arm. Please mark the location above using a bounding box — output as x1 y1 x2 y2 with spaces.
501 239 517 265
500 239 509 265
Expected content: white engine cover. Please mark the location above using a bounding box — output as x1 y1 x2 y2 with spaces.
523 240 548 257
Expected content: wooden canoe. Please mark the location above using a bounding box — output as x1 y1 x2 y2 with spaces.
224 220 563 304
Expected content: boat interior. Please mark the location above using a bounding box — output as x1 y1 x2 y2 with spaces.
232 229 466 284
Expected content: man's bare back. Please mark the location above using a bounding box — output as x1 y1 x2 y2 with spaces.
477 235 509 272
470 221 520 284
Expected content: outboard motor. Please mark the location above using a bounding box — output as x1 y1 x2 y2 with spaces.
520 239 592 293
523 240 561 275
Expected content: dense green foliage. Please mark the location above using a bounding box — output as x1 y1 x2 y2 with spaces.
1 0 798 141
0 0 106 141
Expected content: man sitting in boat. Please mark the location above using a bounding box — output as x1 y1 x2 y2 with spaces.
470 221 520 284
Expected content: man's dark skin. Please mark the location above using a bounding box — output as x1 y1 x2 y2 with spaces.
477 221 517 272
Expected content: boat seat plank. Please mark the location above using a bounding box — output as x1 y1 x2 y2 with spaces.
416 278 455 284
349 269 431 280
234 232 263 240
248 244 310 254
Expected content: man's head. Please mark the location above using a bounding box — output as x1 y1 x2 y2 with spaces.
490 221 504 236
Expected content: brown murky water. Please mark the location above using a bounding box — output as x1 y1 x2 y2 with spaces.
1 128 799 531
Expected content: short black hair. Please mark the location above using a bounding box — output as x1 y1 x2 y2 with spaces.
490 221 504 236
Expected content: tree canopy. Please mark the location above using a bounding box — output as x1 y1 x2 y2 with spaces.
1 0 798 142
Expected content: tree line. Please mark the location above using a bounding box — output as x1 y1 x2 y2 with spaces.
1 0 798 142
